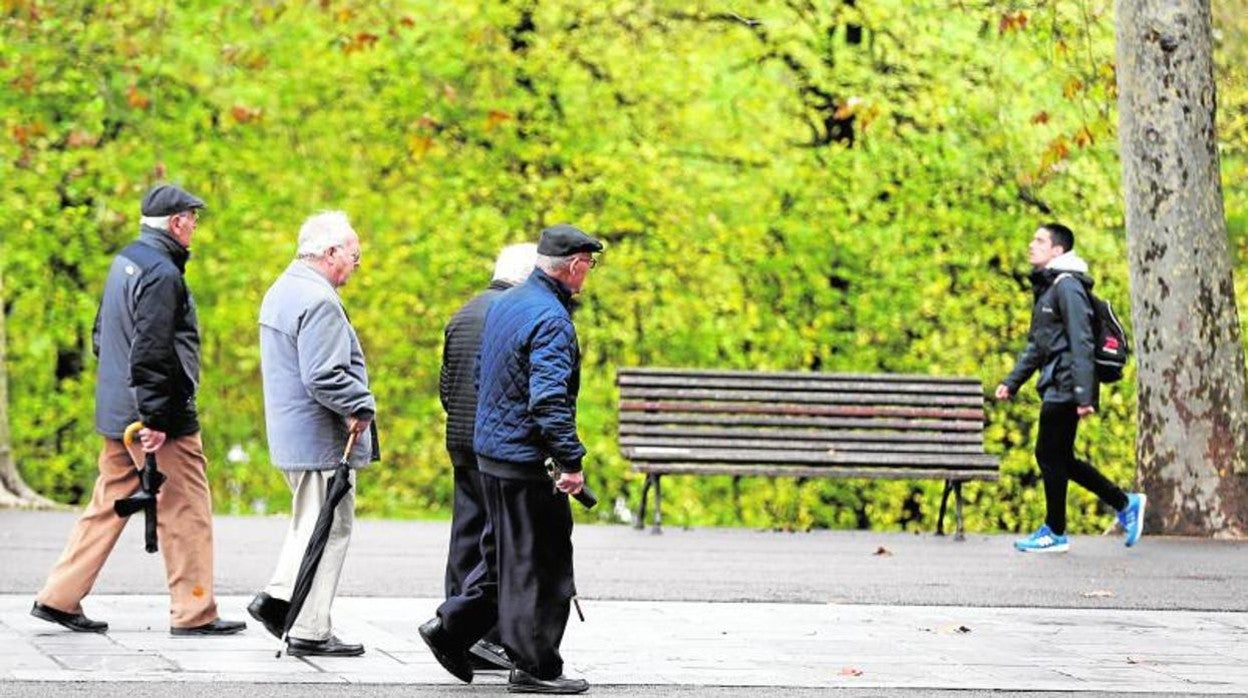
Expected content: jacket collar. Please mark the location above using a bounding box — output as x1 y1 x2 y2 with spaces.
488 279 513 292
137 226 190 272
287 259 339 295
530 268 574 309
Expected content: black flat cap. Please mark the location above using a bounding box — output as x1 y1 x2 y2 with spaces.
140 184 206 217
537 224 603 257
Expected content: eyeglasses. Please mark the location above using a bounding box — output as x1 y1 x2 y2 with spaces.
579 256 598 269
334 246 362 264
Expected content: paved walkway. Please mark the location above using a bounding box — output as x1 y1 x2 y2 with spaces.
3 595 1247 692
2 510 1246 693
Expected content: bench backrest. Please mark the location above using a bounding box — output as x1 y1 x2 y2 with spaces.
617 367 998 479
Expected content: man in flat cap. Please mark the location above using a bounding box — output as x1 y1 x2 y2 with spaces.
420 224 600 695
436 242 538 674
32 184 246 636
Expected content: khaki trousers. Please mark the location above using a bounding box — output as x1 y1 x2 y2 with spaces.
265 469 355 641
37 433 219 628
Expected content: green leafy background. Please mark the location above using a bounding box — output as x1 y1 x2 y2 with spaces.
2 0 1245 532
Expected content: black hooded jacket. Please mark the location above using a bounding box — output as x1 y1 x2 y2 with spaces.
1003 259 1098 407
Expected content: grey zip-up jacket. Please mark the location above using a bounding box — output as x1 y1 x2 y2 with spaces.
93 228 201 439
259 261 377 470
1003 252 1098 407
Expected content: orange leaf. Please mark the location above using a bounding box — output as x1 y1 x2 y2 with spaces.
1062 77 1084 99
126 84 151 109
230 105 263 124
1030 111 1050 125
1074 125 1094 147
485 109 513 130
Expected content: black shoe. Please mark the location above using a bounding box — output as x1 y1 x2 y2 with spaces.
30 601 108 633
418 617 473 683
508 668 589 694
285 634 365 657
170 618 247 636
247 592 290 639
469 638 515 671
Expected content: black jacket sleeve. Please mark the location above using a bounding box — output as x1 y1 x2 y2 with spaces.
1054 278 1097 406
1003 334 1044 393
129 269 182 432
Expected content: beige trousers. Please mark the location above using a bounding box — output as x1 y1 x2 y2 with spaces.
265 468 356 641
37 434 219 628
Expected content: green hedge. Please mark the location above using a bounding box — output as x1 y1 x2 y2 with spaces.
2 1 1245 533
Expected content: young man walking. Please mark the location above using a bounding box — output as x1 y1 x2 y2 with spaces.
996 222 1146 553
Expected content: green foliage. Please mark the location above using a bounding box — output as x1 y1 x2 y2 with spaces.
1 0 1244 533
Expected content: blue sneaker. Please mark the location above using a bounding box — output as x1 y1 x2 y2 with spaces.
1013 524 1069 553
1118 493 1147 547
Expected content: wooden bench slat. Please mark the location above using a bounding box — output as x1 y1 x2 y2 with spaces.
620 399 982 418
618 367 981 385
620 436 985 454
623 446 999 469
618 424 985 444
632 463 999 481
619 389 983 408
620 412 985 432
618 375 984 395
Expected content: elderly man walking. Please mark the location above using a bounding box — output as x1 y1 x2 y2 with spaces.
438 242 538 673
247 211 377 657
32 184 246 636
420 224 601 695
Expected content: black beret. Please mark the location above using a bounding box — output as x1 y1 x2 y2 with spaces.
140 184 206 217
537 224 603 257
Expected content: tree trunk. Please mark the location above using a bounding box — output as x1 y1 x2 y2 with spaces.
0 269 59 509
1115 0 1248 537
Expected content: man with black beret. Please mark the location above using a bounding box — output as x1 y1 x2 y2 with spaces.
32 183 246 636
420 224 600 695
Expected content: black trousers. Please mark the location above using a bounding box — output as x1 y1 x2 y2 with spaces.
444 460 504 645
445 460 488 599
1036 401 1129 535
437 472 575 680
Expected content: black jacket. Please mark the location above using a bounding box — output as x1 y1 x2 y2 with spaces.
93 228 201 438
440 280 513 467
1003 262 1098 407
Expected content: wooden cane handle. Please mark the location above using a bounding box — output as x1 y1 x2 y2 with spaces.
123 421 145 448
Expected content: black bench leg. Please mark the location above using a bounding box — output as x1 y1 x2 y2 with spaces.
954 480 965 542
635 474 654 531
650 474 663 534
936 479 953 537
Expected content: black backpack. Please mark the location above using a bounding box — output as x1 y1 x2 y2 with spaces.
1056 274 1130 383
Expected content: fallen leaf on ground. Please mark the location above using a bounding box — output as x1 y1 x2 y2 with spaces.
839 666 864 677
874 546 893 556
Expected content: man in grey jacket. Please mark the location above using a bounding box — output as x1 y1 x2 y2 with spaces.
248 211 377 657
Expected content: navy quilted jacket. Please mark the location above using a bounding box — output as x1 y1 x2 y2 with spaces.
473 268 586 475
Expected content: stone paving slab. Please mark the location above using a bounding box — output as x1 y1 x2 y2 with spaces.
1 595 1244 693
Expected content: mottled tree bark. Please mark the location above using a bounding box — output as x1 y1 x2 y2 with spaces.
1115 0 1248 536
0 271 58 508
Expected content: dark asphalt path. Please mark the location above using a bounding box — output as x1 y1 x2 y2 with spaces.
2 510 1243 611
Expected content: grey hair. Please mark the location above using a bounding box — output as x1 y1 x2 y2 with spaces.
493 243 538 284
297 211 355 259
140 215 171 230
535 254 576 273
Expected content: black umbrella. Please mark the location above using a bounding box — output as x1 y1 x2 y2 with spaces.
277 431 358 657
114 421 165 553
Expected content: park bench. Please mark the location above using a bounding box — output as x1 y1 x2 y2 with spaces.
616 367 999 539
